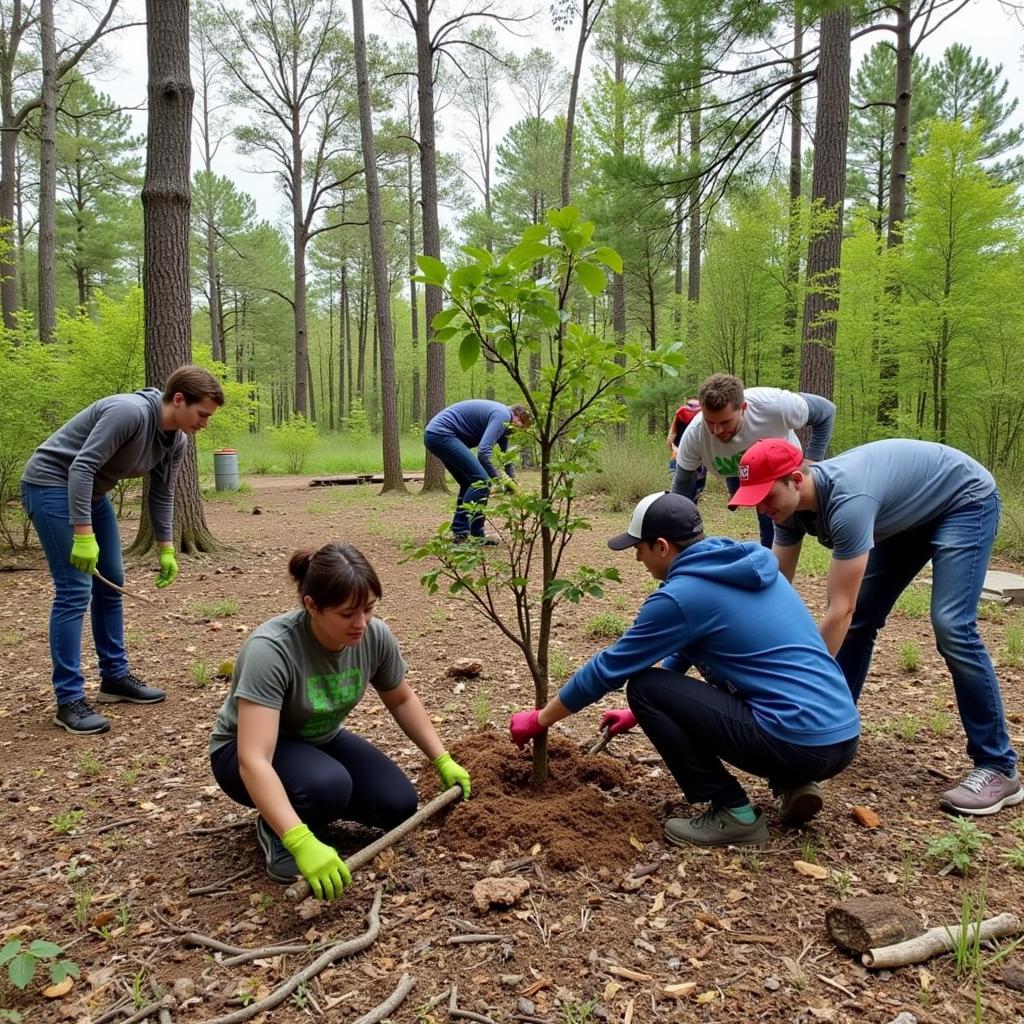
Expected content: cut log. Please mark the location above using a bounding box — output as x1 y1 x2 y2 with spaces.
825 897 924 954
863 913 1022 969
285 785 462 901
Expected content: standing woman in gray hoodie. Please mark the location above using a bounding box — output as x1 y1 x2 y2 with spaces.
20 366 224 735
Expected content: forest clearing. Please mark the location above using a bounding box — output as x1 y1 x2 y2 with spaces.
2 476 1022 1024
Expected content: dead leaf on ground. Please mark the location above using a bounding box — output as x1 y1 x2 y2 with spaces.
851 805 881 828
793 859 829 880
42 977 74 998
663 982 697 998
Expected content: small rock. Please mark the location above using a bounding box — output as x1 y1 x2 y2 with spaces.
1003 963 1024 991
666 957 682 971
471 876 530 912
500 975 524 989
886 1014 917 1024
171 978 196 1003
296 897 322 921
486 859 505 877
447 658 483 678
764 976 781 991
516 997 536 1015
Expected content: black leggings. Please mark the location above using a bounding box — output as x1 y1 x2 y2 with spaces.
210 728 418 830
626 668 858 809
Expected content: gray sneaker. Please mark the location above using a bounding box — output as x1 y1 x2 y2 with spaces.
939 768 1023 816
54 698 111 735
255 817 299 883
664 806 768 847
778 781 824 825
98 672 166 704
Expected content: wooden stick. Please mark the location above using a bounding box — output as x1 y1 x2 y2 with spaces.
586 726 613 755
187 868 253 897
203 887 383 1024
93 570 157 606
863 912 1022 969
285 785 463 901
350 973 416 1024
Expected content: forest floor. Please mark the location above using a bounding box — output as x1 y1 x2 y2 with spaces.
1 473 1023 1024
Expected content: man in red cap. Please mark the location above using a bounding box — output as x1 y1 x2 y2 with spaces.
728 437 1021 817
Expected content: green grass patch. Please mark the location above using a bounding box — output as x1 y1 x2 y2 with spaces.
894 585 931 619
189 597 239 619
584 612 629 639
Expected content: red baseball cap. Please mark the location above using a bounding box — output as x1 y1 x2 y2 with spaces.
727 439 804 508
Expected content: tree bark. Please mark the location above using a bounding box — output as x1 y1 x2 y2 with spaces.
352 0 405 491
37 0 57 343
130 0 215 557
414 0 447 490
799 5 850 401
406 147 422 426
782 1 803 380
561 0 605 206
864 913 1021 970
826 897 923 955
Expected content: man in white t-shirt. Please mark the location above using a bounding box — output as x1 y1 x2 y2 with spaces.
672 373 836 547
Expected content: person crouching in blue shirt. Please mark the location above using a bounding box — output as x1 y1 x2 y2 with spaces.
509 492 860 847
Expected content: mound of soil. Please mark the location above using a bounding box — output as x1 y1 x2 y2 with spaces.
437 731 664 870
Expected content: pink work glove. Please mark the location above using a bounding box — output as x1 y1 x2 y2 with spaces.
509 709 545 747
600 708 638 736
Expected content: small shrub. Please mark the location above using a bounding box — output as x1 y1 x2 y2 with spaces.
0 939 79 991
270 414 318 474
894 586 930 619
895 714 922 742
928 710 952 736
548 649 574 683
576 436 668 512
49 810 84 835
77 751 102 777
999 624 1024 668
342 398 371 441
1005 843 1024 869
925 816 991 874
472 685 492 729
188 659 212 688
899 643 921 673
584 612 629 640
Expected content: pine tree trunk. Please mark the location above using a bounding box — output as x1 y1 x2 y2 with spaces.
130 0 215 557
415 0 447 491
799 5 850 401
37 0 57 343
407 152 422 426
782 2 803 382
292 107 309 417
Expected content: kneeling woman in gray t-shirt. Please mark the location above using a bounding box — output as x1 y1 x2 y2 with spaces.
209 542 471 899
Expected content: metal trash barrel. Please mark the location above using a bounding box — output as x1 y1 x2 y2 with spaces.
213 449 240 491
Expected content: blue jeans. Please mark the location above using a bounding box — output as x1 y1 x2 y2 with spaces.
726 476 775 548
210 729 418 830
835 491 1016 775
21 482 130 704
423 430 491 537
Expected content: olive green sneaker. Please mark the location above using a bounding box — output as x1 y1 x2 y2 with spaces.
778 781 824 825
664 805 768 847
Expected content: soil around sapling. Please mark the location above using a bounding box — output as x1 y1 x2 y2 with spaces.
1 473 1023 1023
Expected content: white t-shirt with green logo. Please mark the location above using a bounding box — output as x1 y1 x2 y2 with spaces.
676 387 807 478
209 609 405 754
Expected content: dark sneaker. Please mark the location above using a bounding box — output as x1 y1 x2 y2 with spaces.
778 781 824 825
255 816 299 884
939 768 1023 816
54 698 111 735
98 672 166 704
664 805 768 848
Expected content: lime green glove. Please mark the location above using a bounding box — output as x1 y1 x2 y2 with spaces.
433 752 471 800
281 824 351 900
156 547 178 589
70 534 99 575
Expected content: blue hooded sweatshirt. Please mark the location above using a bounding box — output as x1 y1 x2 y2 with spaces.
558 537 859 747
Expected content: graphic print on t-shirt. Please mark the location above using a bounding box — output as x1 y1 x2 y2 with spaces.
302 668 365 738
714 452 743 476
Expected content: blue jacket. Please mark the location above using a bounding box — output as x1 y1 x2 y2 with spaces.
558 537 860 747
424 400 515 479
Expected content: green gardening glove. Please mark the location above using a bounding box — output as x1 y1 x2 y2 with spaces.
70 534 99 575
281 824 351 900
433 752 471 800
156 547 179 589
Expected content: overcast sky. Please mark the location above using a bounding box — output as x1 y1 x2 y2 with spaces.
94 0 1023 233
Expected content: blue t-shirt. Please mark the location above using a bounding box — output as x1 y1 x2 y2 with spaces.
774 439 996 558
424 400 515 478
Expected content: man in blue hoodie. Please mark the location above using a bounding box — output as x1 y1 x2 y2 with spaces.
21 366 224 735
423 399 531 543
509 492 860 847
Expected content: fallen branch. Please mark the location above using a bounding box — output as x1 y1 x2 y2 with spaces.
350 973 416 1024
285 785 462 901
185 818 252 836
864 913 1022 969
187 868 252 896
585 726 613 756
447 934 505 945
203 887 384 1024
93 570 157 606
448 984 499 1024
